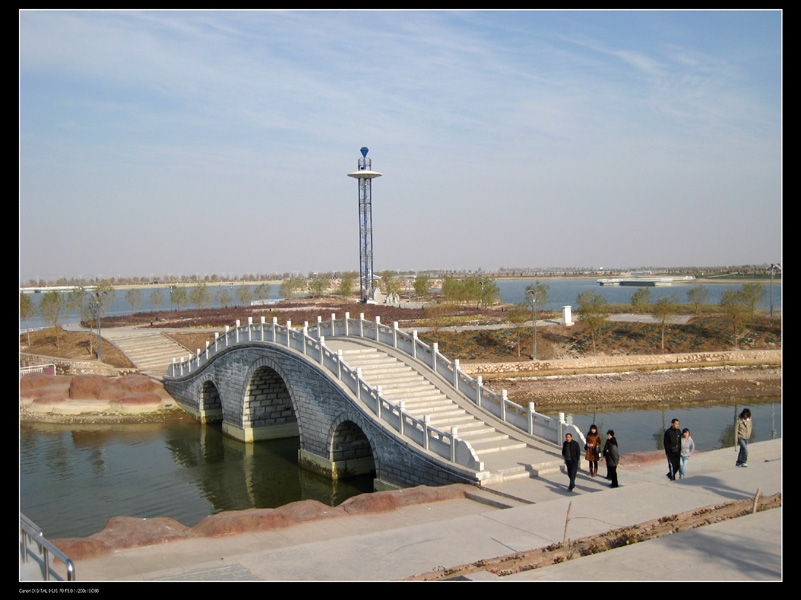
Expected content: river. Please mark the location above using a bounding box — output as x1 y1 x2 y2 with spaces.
19 396 780 541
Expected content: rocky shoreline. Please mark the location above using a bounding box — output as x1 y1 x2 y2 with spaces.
19 373 190 425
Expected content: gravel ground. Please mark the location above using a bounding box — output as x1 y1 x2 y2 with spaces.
496 365 781 411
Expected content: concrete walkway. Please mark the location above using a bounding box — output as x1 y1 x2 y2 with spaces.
67 439 781 582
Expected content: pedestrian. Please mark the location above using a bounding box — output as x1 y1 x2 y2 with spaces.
735 408 753 467
664 418 682 480
584 424 601 477
562 432 581 492
603 430 619 488
679 428 695 479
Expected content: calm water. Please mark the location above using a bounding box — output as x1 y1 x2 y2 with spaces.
20 397 780 540
19 421 373 540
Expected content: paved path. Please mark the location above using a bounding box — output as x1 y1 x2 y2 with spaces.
64 439 781 582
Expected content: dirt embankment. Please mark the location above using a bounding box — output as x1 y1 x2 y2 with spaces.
496 365 781 412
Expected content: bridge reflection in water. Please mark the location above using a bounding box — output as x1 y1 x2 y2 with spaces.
19 419 374 541
164 314 581 491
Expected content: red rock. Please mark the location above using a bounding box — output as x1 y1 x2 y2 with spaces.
89 516 190 549
391 484 469 507
68 374 158 400
190 508 294 537
30 391 67 404
271 499 347 523
20 373 63 390
340 485 468 515
340 491 398 514
114 374 158 395
68 375 108 399
51 538 111 562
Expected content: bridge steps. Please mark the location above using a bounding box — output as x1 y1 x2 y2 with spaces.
102 331 190 377
330 344 533 464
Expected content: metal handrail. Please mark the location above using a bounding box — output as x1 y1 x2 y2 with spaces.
20 513 75 581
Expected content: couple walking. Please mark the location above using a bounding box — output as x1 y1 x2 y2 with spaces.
562 424 618 492
664 419 696 480
664 408 752 479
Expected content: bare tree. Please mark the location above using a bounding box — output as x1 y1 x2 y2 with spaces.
687 285 709 314
720 284 764 347
20 293 34 346
338 272 357 297
413 274 431 298
150 288 166 315
38 290 65 349
651 294 680 350
190 283 211 309
576 291 608 354
125 288 143 315
630 288 651 314
170 286 188 311
215 288 232 308
67 287 88 324
507 302 531 358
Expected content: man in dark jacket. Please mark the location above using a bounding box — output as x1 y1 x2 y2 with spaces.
562 433 581 492
664 418 682 480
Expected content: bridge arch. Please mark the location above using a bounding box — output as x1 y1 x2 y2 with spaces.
237 358 300 442
192 376 222 423
326 415 377 480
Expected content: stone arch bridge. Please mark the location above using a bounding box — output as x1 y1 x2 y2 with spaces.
163 313 585 490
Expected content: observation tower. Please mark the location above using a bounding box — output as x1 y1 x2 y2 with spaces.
347 147 382 302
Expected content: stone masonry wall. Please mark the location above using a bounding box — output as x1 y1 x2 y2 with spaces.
244 366 296 428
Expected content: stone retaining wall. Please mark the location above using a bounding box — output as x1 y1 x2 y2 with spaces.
461 349 781 377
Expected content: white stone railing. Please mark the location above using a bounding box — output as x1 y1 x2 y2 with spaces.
308 313 584 447
166 313 486 473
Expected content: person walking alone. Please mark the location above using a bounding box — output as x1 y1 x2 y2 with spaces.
584 424 601 477
735 408 753 467
562 433 581 492
679 428 695 479
664 418 682 480
603 430 620 488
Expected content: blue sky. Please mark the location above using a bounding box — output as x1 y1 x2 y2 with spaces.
19 10 782 282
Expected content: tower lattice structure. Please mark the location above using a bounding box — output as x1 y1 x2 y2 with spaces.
348 147 382 301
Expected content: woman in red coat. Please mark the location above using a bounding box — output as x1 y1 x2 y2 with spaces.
585 424 601 477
